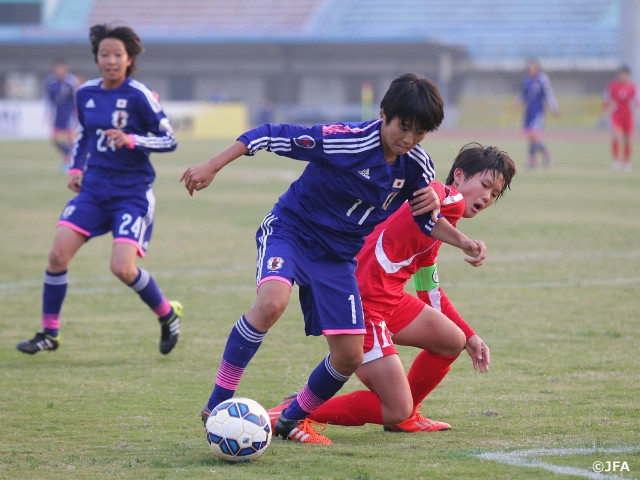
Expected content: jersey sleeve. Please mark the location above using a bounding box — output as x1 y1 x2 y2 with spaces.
416 283 475 339
238 123 322 161
541 73 560 113
128 90 177 153
68 89 88 173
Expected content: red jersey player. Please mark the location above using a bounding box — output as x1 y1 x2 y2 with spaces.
603 65 639 172
268 142 516 432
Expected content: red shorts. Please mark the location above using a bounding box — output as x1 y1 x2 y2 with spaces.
361 293 424 364
611 112 634 135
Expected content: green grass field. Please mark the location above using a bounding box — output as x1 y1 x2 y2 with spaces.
1 131 639 479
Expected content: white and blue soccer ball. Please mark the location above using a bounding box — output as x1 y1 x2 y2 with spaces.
205 397 272 462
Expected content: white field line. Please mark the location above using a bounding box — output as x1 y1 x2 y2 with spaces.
476 445 640 479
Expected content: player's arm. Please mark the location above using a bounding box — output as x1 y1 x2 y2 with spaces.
106 95 177 152
413 266 490 372
180 140 249 196
542 73 560 114
67 102 87 193
429 217 486 267
410 182 444 224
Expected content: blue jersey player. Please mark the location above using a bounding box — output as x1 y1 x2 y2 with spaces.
182 73 483 444
44 59 79 172
17 24 183 356
516 57 560 169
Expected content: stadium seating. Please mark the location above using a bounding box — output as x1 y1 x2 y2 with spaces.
78 0 617 60
1 0 619 61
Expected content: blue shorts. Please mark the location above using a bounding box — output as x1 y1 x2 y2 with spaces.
524 110 545 132
57 186 156 257
255 212 366 337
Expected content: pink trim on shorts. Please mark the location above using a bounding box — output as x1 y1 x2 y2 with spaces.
68 168 83 176
57 220 90 237
114 237 146 258
322 328 366 335
257 276 292 290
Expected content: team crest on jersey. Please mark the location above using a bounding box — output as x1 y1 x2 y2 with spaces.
116 98 128 108
293 135 315 149
267 257 284 271
112 110 129 128
382 192 398 210
393 178 405 189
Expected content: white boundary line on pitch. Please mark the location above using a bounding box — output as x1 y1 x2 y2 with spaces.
476 445 640 479
1 269 640 294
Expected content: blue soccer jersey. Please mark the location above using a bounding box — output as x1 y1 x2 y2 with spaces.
519 72 559 130
71 77 177 195
238 119 437 260
44 73 77 130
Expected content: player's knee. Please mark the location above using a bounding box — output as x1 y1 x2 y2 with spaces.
250 297 288 328
109 261 137 284
331 350 363 376
48 247 70 270
389 401 414 425
439 328 466 357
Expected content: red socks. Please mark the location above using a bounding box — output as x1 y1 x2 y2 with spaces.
308 390 383 426
407 350 458 415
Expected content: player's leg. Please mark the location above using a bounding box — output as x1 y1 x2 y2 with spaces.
313 354 413 426
110 190 183 354
203 213 293 414
16 225 86 354
611 124 623 170
52 127 73 172
204 279 289 414
392 304 465 414
273 257 365 444
621 117 633 172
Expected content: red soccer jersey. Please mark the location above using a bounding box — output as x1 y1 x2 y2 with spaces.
605 80 638 116
356 181 462 315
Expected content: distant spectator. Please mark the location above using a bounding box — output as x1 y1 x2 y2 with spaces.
208 85 228 102
256 99 274 125
515 58 560 170
44 59 79 173
603 65 639 172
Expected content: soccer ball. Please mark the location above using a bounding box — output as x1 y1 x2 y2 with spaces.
205 397 272 462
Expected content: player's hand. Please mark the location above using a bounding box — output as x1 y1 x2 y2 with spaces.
410 186 440 224
466 334 490 372
67 172 82 193
179 160 218 196
103 129 131 149
180 141 250 196
462 239 486 267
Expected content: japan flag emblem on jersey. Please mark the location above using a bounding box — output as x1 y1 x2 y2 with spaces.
112 110 129 128
393 178 405 189
267 257 284 271
116 98 128 108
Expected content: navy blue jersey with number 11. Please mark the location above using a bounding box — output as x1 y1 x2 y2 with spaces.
238 119 438 261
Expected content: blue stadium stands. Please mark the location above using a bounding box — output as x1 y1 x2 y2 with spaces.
0 0 621 61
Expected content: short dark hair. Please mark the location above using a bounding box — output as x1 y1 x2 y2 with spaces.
379 73 444 133
89 24 144 77
445 142 516 199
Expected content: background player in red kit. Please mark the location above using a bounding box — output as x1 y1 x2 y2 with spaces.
603 65 639 172
268 142 516 432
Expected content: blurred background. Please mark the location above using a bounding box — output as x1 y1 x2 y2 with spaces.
0 0 638 139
